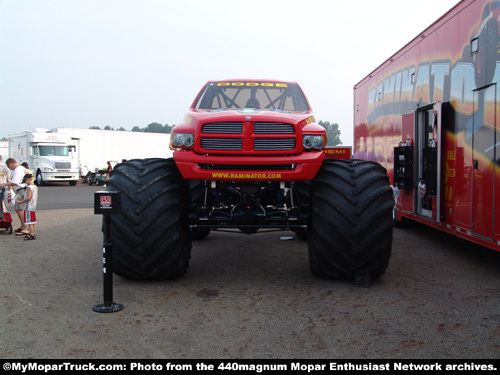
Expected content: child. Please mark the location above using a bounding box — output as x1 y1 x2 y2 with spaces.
17 174 38 240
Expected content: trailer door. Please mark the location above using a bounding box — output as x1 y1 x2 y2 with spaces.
471 84 496 240
415 103 441 222
401 113 415 214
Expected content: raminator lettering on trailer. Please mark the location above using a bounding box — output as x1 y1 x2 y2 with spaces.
366 61 478 123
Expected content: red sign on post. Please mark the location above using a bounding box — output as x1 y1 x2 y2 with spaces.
100 196 112 207
95 191 121 215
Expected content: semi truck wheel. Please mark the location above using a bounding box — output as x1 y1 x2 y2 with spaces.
308 159 393 281
36 170 45 186
106 158 192 280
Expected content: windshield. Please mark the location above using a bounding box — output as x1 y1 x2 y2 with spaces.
39 145 69 157
194 81 310 111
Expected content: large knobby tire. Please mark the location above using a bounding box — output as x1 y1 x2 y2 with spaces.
308 159 393 281
107 158 191 280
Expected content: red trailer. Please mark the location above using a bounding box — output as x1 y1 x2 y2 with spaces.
354 0 500 251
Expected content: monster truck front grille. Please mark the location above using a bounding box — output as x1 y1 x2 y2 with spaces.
254 139 296 150
254 122 294 134
200 121 297 152
203 122 243 134
201 138 242 150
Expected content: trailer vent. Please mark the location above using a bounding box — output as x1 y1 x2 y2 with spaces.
201 138 242 150
254 122 294 134
203 122 243 134
254 139 295 150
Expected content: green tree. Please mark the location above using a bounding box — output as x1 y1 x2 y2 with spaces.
141 122 175 133
131 126 142 132
145 122 165 133
318 121 342 146
89 126 101 130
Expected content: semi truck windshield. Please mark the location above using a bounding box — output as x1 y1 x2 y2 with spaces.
39 146 69 157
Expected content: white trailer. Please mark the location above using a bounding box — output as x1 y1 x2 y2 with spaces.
54 127 173 178
8 129 79 186
0 141 8 161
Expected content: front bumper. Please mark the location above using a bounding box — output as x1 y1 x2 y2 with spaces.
42 172 79 182
173 150 324 181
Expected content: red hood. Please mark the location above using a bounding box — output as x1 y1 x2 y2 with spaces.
186 108 312 124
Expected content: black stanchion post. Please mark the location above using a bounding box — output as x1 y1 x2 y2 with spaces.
93 191 123 313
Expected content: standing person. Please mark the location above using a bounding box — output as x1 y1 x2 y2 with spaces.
0 155 10 212
21 162 33 176
0 158 27 235
16 173 38 240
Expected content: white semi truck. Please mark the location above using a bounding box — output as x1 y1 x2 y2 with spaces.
8 129 79 186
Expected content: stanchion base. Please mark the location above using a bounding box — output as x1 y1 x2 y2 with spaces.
92 303 124 313
354 270 371 288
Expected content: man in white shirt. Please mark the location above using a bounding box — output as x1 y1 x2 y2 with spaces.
0 158 27 234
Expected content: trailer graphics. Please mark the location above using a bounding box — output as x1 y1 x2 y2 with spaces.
354 0 500 251
105 79 394 282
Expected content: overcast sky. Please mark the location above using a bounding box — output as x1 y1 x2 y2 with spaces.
0 0 459 145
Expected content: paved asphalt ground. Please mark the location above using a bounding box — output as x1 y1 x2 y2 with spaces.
1 183 500 359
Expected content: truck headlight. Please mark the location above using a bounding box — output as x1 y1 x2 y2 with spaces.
303 135 325 150
171 133 194 148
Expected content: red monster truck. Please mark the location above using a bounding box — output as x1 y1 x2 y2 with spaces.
106 79 393 284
